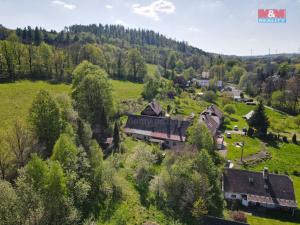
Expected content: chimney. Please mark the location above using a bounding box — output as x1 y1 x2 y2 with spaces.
263 167 269 180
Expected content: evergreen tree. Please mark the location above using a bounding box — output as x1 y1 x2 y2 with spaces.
34 27 42 45
248 101 270 136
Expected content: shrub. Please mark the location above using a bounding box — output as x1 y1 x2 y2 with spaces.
267 132 275 141
224 117 231 125
292 134 297 144
231 211 247 223
224 104 236 115
292 170 300 177
247 127 254 137
230 117 238 122
202 91 217 103
282 136 288 143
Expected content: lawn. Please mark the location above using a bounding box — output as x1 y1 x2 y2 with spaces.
0 80 143 133
248 213 300 225
0 80 70 132
146 64 158 77
251 143 300 174
111 80 143 102
220 100 300 138
224 134 263 161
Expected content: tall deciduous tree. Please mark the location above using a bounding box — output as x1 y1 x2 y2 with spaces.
51 133 78 172
125 48 147 82
188 121 214 153
72 61 115 131
0 138 12 180
29 90 61 156
194 150 224 217
79 44 106 68
0 180 21 225
5 119 33 168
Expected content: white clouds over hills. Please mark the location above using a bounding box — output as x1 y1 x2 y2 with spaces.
132 0 175 21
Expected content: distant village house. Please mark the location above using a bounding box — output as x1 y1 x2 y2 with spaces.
125 114 190 149
200 104 224 137
125 101 190 148
141 101 163 117
223 168 297 214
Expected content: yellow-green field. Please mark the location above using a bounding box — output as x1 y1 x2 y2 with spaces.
0 80 143 132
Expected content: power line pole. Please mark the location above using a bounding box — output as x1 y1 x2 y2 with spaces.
241 140 244 163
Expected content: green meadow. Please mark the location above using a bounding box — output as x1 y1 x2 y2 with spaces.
0 79 143 133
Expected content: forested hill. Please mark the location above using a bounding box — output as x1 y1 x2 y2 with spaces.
0 23 211 82
0 24 209 60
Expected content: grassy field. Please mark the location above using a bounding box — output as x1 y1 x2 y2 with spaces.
220 100 300 138
146 64 158 77
0 80 143 133
251 143 300 174
111 80 144 102
224 134 263 160
0 80 70 132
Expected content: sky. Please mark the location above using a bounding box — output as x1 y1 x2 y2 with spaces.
0 0 300 56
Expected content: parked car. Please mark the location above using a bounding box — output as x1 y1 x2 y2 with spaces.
233 125 239 131
226 132 232 138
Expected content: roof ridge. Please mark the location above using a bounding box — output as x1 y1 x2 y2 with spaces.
224 168 292 179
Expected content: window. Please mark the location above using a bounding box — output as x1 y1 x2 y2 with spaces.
249 177 254 184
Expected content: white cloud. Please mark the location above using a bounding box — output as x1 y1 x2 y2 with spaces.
115 19 127 26
52 0 76 10
105 4 113 9
132 0 175 21
188 26 200 32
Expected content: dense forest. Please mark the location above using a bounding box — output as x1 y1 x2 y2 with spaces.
0 24 209 82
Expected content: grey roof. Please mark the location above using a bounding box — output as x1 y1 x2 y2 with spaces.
141 101 163 116
223 169 297 208
200 105 223 136
125 114 191 142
